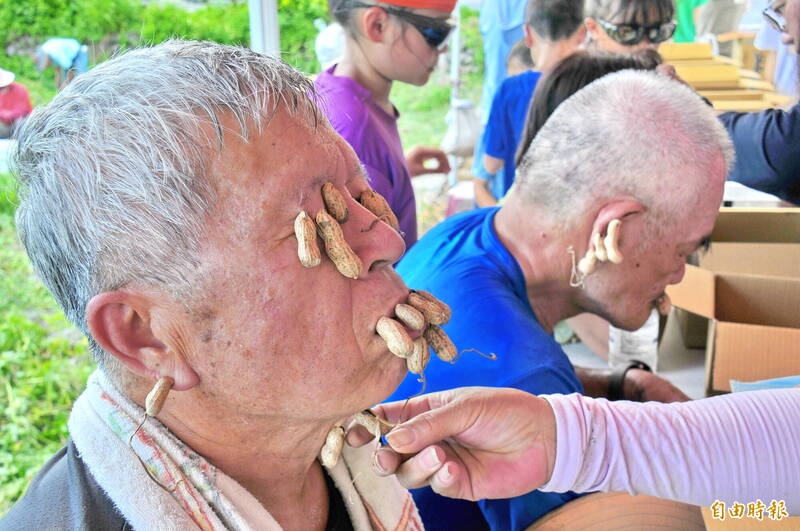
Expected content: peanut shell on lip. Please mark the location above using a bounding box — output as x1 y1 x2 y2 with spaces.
376 316 415 359
407 290 451 325
407 336 430 375
424 324 457 363
394 303 426 331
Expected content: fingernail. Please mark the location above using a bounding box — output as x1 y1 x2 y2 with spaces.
422 447 440 469
386 427 414 448
373 449 390 474
438 463 453 484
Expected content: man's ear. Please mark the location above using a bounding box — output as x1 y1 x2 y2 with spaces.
86 291 199 391
523 24 537 48
584 17 600 40
361 6 392 44
572 24 587 46
589 198 646 256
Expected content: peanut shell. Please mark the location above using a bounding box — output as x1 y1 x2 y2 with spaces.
407 290 451 325
294 211 322 268
407 336 430 375
316 210 363 279
424 324 457 363
321 182 349 223
376 316 414 359
394 303 426 331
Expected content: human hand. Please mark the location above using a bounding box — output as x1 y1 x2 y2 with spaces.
347 387 557 501
406 146 451 176
624 369 690 403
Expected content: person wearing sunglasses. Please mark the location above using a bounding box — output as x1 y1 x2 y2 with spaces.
584 0 676 52
717 0 800 205
315 0 455 249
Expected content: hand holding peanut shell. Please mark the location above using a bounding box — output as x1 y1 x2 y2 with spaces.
363 387 557 501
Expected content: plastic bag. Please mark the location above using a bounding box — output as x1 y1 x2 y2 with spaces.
440 98 481 158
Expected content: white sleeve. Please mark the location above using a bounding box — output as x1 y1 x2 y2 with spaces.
539 390 800 514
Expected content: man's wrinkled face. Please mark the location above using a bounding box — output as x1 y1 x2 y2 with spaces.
581 156 726 331
172 108 410 423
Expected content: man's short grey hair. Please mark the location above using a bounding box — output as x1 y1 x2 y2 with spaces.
14 40 317 374
513 70 734 231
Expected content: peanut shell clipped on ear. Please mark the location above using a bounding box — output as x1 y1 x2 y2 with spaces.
321 182 349 223
145 376 174 417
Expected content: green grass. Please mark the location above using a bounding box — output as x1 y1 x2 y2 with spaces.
393 71 482 150
0 172 93 516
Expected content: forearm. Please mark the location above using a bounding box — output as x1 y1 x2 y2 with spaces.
540 390 800 513
573 366 611 398
473 179 498 207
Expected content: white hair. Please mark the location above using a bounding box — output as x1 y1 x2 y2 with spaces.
513 69 734 230
13 40 318 373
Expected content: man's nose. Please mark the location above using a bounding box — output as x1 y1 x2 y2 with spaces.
341 193 406 276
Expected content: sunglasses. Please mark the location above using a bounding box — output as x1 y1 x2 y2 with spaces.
597 18 677 45
762 1 786 32
346 1 454 49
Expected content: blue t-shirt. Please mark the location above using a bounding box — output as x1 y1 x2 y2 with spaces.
390 207 583 531
478 70 541 201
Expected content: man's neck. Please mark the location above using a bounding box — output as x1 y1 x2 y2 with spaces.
494 203 582 332
335 40 394 113
131 384 335 531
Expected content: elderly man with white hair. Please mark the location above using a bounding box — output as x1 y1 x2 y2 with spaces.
385 68 736 529
2 40 430 530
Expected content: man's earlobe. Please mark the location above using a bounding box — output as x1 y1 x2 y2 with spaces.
85 291 199 390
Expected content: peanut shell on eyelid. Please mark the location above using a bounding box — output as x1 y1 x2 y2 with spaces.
359 189 400 231
321 182 349 223
315 210 363 279
294 211 322 268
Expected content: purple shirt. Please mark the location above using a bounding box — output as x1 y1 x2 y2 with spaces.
315 65 417 248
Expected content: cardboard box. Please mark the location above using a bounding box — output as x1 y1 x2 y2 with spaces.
670 208 800 350
668 268 800 394
666 209 800 394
